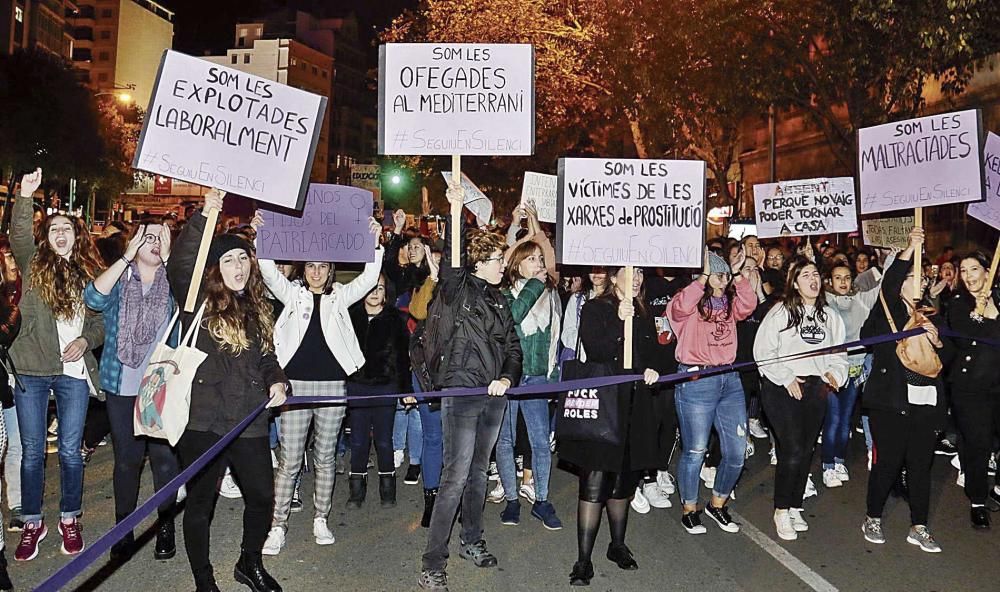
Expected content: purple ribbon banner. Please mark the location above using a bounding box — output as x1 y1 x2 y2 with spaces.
34 325 927 591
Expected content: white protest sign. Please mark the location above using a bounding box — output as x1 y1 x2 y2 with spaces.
967 132 1000 230
752 177 857 238
858 108 984 215
133 50 327 210
556 158 706 267
440 171 493 226
520 172 557 223
862 216 915 249
379 44 535 156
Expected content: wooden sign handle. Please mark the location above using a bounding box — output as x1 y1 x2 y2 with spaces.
450 155 462 268
184 206 219 312
977 236 1000 316
912 208 923 303
623 265 634 370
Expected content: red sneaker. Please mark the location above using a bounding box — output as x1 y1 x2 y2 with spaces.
14 521 47 561
58 519 85 555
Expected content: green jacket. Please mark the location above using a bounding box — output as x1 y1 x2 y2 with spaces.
503 278 557 380
9 193 104 396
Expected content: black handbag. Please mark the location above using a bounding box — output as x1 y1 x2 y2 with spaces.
556 357 622 445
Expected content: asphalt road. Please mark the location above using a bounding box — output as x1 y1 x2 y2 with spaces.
8 429 998 592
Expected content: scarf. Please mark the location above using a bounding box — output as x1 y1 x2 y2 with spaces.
117 264 171 368
512 278 562 377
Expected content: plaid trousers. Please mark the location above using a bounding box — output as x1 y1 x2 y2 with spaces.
272 380 346 529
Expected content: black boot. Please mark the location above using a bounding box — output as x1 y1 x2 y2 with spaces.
0 550 12 592
234 548 282 592
154 519 176 560
379 472 397 508
194 566 220 592
347 473 367 509
109 530 135 563
421 488 438 528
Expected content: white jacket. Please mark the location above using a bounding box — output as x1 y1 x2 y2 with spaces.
259 248 383 373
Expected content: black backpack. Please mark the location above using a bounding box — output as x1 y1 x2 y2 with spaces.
409 282 464 393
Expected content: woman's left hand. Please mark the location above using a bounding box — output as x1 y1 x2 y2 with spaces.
267 383 288 408
643 368 659 385
369 217 382 237
61 337 88 362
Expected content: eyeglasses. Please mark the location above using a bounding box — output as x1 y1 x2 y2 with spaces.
483 256 504 264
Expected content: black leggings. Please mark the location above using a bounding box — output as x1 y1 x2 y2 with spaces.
761 377 828 509
866 406 937 525
348 405 395 473
951 393 1000 505
177 431 273 587
106 395 179 520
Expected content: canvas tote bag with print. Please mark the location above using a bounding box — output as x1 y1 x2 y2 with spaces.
134 303 208 445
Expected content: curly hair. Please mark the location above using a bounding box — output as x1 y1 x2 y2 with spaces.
465 229 506 270
201 260 275 356
29 214 103 321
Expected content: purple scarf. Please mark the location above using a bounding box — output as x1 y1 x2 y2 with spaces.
117 264 171 368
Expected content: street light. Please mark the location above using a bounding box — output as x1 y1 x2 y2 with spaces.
391 174 401 185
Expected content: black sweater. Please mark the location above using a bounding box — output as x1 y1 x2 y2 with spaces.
347 303 411 407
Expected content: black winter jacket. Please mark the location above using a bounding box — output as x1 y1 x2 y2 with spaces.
945 287 1000 395
347 303 411 407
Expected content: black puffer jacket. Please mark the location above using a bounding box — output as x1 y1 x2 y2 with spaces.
347 302 411 407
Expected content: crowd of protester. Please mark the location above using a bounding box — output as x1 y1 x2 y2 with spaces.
0 170 994 592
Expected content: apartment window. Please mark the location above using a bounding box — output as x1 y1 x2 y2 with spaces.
14 6 22 22
97 73 108 82
256 27 262 34
237 37 245 48
101 8 113 18
244 54 251 64
239 28 247 37
100 30 111 40
312 66 318 75
99 51 110 61
231 54 238 64
290 57 297 66
322 70 327 78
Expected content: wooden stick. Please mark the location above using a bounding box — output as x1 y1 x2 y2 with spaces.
913 208 923 302
451 155 462 268
184 206 218 312
977 236 1000 316
624 265 634 370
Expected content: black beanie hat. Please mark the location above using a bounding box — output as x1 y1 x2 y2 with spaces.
207 234 253 268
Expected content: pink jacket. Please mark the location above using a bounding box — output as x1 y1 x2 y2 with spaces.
667 278 757 366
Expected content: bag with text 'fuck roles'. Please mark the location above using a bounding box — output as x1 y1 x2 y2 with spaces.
556 358 621 445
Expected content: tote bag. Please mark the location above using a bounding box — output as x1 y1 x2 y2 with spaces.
134 303 208 445
556 358 622 445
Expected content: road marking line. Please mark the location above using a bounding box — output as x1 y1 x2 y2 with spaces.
729 510 840 592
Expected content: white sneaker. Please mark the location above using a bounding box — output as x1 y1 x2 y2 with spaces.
803 474 818 499
834 463 850 482
642 482 672 509
487 481 506 504
822 469 843 488
262 526 285 555
630 486 650 514
867 450 873 471
656 470 676 495
748 418 768 439
313 518 335 545
394 450 405 469
957 471 965 488
951 455 962 471
219 470 242 499
745 439 755 459
774 509 797 541
176 484 187 504
769 447 778 466
518 482 536 504
700 466 717 490
789 508 809 532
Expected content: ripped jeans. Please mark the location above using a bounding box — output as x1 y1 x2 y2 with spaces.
674 368 747 506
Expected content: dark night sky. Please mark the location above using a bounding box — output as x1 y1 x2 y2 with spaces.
157 0 417 58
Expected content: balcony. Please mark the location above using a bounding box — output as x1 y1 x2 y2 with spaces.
72 47 92 62
74 26 93 41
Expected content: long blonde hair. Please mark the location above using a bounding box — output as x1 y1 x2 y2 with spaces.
201 262 274 355
29 215 103 320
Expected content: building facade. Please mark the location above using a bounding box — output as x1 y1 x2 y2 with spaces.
0 0 77 58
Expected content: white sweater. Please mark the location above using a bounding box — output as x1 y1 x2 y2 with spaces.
753 303 850 388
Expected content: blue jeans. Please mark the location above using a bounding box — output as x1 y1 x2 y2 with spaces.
674 368 747 505
16 375 90 522
822 376 860 468
414 372 442 489
496 376 553 502
393 404 423 465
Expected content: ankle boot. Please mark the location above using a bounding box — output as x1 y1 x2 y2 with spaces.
0 550 12 591
194 566 220 592
154 519 176 560
109 530 135 563
233 548 282 592
379 472 397 508
421 488 438 528
347 473 367 509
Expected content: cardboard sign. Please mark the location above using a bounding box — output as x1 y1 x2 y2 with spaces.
862 216 915 249
858 108 984 214
520 172 557 223
133 50 327 210
753 177 857 238
439 171 493 226
967 132 1000 230
256 184 375 263
556 158 706 267
350 164 381 202
379 43 535 156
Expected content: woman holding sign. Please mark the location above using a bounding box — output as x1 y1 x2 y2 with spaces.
168 191 289 592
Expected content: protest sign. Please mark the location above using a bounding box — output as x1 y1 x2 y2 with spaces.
439 171 493 226
350 164 382 202
520 172 557 223
967 132 1000 230
752 177 857 238
556 158 706 267
378 43 535 156
134 50 327 210
256 184 375 263
861 216 914 249
858 109 985 215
